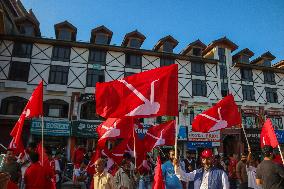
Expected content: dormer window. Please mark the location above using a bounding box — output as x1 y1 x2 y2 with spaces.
95 33 108 45
241 55 250 64
20 24 35 36
129 39 141 48
58 29 72 41
163 41 173 53
192 48 202 56
263 59 271 67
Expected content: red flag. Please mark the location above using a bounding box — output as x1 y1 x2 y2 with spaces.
9 81 43 153
152 156 165 189
192 94 241 132
96 118 134 148
143 120 176 152
260 119 279 148
9 137 24 156
96 64 178 118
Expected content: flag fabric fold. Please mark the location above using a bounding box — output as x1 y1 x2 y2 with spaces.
96 64 178 118
260 119 279 148
152 156 165 189
9 81 43 154
192 94 241 133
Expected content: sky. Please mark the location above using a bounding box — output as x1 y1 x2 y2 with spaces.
22 0 284 63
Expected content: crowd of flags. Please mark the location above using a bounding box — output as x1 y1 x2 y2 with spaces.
7 64 283 188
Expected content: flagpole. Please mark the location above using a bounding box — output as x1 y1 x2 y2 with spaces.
133 118 136 168
41 116 44 165
241 123 251 150
175 116 179 159
277 145 284 165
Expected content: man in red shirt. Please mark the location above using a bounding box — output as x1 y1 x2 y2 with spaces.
72 145 86 169
24 152 48 189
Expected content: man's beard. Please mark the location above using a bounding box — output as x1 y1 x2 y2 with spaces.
204 164 212 171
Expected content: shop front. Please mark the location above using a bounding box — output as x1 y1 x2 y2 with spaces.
71 120 101 152
188 130 221 155
30 119 71 156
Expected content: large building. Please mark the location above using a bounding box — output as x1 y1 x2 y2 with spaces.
0 0 283 158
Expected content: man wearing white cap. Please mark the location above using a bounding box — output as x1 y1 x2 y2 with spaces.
174 149 229 189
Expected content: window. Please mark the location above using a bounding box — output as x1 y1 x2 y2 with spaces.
241 68 253 81
263 71 275 84
219 65 227 78
129 39 141 48
242 85 255 101
192 79 207 97
58 29 72 41
8 61 30 82
49 65 69 85
52 46 70 62
125 54 142 68
19 25 35 36
218 48 226 63
192 48 202 56
163 42 173 53
241 55 250 64
44 99 69 118
95 34 108 44
12 42 32 58
86 69 105 87
221 83 229 97
0 96 27 115
160 58 174 67
265 87 278 103
80 101 102 120
88 50 106 65
191 62 205 76
263 59 271 67
124 72 135 77
242 114 257 128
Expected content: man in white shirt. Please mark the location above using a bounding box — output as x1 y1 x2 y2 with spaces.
174 149 229 189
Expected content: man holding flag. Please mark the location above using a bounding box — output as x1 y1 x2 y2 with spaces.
256 119 284 189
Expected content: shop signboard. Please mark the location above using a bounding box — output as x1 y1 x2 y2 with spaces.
245 129 284 144
187 141 220 150
275 130 284 144
71 121 101 138
188 131 220 142
31 119 70 136
178 126 187 141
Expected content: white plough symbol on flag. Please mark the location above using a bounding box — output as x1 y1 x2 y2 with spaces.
146 129 165 148
199 107 228 132
118 79 160 116
100 121 121 139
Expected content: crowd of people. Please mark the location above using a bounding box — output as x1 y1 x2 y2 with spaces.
1 143 284 189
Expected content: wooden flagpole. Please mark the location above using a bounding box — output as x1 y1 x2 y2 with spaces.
241 123 251 150
277 145 284 165
41 116 44 165
133 118 137 168
175 116 179 159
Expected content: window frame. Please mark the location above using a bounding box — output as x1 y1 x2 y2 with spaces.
242 85 255 101
48 65 69 85
263 71 275 84
8 61 30 82
192 79 207 97
44 99 69 118
125 54 142 69
88 49 107 65
51 46 71 62
86 68 105 87
191 62 205 76
12 42 33 58
160 58 174 67
265 87 278 103
240 68 253 82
